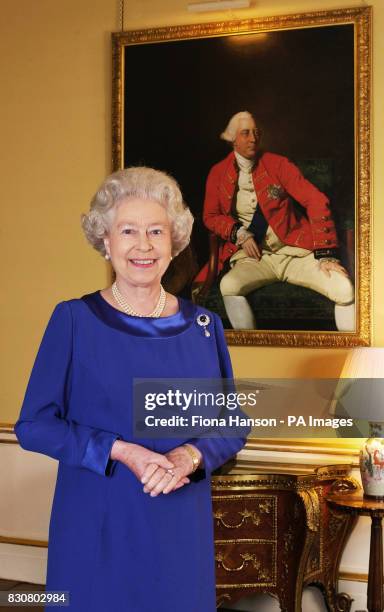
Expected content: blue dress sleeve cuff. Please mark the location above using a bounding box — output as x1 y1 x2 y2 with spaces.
81 430 120 477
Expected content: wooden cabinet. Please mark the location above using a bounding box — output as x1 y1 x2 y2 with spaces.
212 465 360 612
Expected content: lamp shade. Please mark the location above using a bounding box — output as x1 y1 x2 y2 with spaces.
332 347 384 421
340 347 384 378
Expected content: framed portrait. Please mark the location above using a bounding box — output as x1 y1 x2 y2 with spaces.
112 7 371 347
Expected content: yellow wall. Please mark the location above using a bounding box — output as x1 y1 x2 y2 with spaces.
1 0 382 423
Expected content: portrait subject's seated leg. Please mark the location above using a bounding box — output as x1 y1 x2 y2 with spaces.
220 256 277 329
222 295 257 329
280 253 356 331
334 302 355 332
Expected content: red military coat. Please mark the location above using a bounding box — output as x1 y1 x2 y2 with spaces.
195 151 338 282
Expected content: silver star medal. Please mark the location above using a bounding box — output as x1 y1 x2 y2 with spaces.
196 313 211 337
267 184 283 199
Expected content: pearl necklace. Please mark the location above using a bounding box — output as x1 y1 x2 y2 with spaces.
112 281 167 318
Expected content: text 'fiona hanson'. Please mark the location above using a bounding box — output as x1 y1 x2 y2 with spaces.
143 415 354 429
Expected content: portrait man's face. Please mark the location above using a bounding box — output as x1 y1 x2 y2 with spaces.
233 117 259 160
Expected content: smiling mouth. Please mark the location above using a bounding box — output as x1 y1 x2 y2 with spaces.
129 259 156 267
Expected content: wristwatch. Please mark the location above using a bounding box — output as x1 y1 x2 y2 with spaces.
183 444 201 473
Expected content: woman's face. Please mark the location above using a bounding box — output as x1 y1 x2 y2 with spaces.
104 198 172 290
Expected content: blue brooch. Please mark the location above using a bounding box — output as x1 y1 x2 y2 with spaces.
196 313 211 338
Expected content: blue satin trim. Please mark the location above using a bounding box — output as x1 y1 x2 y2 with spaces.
81 291 196 337
81 430 120 476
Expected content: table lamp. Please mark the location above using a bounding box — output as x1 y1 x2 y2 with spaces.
333 347 384 498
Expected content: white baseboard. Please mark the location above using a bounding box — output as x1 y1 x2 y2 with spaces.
0 543 368 611
338 579 367 611
0 543 47 584
209 582 367 611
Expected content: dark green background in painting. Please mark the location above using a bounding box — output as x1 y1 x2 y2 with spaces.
123 25 354 272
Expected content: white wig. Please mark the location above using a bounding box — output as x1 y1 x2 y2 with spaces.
220 111 255 142
81 166 194 257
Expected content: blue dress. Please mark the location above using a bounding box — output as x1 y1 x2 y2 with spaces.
15 292 247 612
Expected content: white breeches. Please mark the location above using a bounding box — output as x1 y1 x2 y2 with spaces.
220 253 354 305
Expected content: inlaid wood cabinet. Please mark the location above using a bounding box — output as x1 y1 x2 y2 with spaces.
212 465 359 612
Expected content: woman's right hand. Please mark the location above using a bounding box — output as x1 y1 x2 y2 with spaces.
110 440 189 496
110 440 173 479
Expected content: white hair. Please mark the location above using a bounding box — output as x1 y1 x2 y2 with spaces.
81 166 194 257
220 111 255 142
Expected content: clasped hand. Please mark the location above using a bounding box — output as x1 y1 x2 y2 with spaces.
111 441 199 497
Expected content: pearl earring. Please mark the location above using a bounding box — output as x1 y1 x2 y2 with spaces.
105 253 110 261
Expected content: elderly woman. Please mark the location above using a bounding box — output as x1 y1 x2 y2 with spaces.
15 167 247 612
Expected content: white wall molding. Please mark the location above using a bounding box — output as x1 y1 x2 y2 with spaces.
0 543 47 585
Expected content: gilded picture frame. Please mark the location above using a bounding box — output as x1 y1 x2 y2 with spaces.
112 7 371 348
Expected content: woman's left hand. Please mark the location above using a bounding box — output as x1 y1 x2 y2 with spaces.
141 445 201 497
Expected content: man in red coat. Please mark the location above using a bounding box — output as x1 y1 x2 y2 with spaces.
199 111 355 330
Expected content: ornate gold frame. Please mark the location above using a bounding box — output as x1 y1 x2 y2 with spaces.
112 7 371 348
